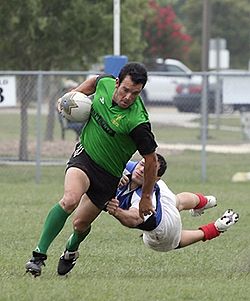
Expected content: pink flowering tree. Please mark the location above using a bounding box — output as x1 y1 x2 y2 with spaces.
143 0 191 62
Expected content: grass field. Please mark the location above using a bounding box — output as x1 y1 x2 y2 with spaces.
1 151 250 301
0 110 244 143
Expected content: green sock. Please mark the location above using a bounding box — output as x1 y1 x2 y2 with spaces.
66 227 91 252
35 203 71 254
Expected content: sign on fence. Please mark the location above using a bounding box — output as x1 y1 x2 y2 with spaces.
223 76 250 104
0 76 16 107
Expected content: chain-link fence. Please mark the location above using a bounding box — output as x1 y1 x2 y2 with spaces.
1 70 250 182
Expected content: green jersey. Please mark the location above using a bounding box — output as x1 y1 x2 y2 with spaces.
80 76 150 177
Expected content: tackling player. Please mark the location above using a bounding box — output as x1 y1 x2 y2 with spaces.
56 153 239 275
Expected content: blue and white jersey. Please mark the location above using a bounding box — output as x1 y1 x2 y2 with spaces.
116 161 162 231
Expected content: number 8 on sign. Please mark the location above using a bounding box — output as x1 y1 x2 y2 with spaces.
0 88 4 103
0 76 16 107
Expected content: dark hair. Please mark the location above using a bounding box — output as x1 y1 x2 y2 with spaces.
118 62 148 88
156 153 167 177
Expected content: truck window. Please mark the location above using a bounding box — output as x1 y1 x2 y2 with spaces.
166 65 186 74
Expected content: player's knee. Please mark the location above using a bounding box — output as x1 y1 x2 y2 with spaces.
60 192 81 212
73 217 90 233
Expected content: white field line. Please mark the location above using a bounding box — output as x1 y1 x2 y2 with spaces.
159 143 250 154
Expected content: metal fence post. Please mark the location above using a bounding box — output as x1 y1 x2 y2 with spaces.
36 72 43 184
201 73 208 182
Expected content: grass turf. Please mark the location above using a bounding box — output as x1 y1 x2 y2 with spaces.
0 151 250 301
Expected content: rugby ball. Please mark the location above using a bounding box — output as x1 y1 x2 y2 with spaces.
61 91 92 123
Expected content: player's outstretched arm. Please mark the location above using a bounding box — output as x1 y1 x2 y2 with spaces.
139 152 157 218
107 198 143 228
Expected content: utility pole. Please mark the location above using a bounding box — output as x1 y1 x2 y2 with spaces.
105 0 126 77
201 0 210 72
113 0 120 55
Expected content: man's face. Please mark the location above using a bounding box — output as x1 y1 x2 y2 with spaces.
131 158 160 187
113 75 143 109
131 159 145 186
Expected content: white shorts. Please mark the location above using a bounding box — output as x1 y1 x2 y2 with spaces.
142 180 182 252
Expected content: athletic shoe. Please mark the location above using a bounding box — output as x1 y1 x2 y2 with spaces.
25 251 47 277
190 195 217 217
57 250 79 276
215 209 239 232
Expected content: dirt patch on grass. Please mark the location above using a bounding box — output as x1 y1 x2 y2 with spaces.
0 139 76 159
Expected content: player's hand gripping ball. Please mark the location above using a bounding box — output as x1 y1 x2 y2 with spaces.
60 91 92 123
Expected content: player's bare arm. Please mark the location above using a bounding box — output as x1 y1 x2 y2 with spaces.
73 76 98 96
107 198 143 228
139 152 158 218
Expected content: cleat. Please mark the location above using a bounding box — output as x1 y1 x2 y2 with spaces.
25 251 47 277
215 209 239 232
57 250 79 276
190 195 217 217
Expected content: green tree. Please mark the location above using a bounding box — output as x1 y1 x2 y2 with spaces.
121 0 149 61
0 0 113 70
0 0 151 157
181 0 250 70
0 0 151 70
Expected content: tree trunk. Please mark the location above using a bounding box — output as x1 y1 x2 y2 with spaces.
45 76 63 141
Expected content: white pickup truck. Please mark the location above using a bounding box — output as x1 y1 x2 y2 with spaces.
141 59 194 105
86 58 193 105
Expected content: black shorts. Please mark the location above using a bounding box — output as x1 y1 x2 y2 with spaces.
66 143 120 210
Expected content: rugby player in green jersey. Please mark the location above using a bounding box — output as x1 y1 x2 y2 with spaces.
25 62 158 277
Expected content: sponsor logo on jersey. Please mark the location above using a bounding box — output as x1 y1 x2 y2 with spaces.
90 107 116 136
99 96 105 104
111 114 123 127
